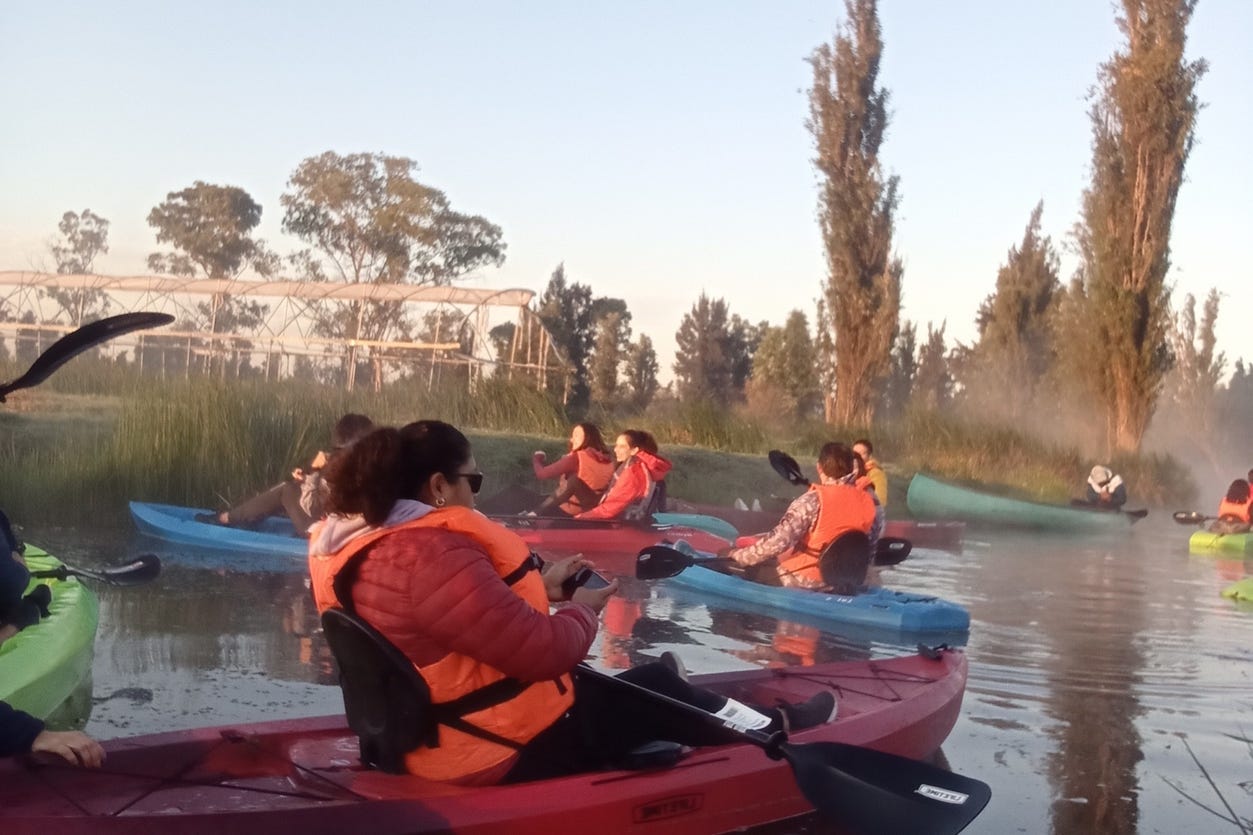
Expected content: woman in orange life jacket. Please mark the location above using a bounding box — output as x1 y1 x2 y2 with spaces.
309 420 837 785
1213 479 1253 534
575 429 673 521
529 423 617 517
723 442 882 590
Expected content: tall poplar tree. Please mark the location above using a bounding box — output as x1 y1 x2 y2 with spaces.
962 202 1061 421
673 293 733 405
1071 0 1206 452
807 0 902 425
623 334 660 412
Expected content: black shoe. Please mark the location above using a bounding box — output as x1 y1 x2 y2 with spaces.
659 651 689 683
23 584 52 618
9 599 41 630
780 691 838 732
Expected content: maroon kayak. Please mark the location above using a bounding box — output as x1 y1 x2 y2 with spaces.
686 503 965 552
502 517 732 557
0 651 968 835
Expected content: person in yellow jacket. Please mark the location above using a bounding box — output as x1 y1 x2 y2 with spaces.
852 439 888 507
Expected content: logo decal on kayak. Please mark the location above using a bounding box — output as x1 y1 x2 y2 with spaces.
632 793 703 823
916 784 969 804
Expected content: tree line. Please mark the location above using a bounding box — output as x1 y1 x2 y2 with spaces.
20 0 1234 460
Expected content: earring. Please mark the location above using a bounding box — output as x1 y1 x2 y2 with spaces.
435 496 446 508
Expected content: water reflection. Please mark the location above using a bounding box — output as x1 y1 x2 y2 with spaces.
20 517 1253 833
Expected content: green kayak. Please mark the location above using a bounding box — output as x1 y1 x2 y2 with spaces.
906 472 1145 533
0 546 99 719
1190 529 1253 555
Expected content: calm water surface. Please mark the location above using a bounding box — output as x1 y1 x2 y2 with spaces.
28 514 1253 834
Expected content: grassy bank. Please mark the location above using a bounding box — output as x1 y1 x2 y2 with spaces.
0 365 1195 525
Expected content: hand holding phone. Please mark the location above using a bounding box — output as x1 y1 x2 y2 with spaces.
562 566 610 599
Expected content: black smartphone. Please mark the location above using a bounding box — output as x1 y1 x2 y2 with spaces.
562 566 610 598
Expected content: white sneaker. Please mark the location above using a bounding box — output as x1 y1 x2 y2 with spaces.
734 498 748 510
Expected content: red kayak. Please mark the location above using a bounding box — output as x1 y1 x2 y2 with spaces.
502 517 732 557
686 504 965 552
0 650 968 835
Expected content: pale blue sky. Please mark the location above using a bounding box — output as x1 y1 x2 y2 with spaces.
2 1 1249 378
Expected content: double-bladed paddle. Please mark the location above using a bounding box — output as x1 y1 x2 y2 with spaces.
575 662 990 835
636 540 910 582
30 554 162 586
769 449 811 487
1173 510 1218 525
0 312 175 402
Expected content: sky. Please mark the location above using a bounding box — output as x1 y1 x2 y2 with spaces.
2 1 1250 381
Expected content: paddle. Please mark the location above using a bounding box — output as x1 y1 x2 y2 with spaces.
30 554 162 586
1173 510 1216 525
637 540 910 582
768 449 810 487
575 662 990 835
0 312 175 402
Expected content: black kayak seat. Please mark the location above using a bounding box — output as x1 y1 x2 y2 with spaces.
321 607 436 774
818 531 872 596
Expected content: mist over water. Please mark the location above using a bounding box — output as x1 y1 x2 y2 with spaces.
29 514 1253 834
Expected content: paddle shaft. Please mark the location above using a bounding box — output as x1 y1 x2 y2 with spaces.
29 555 162 586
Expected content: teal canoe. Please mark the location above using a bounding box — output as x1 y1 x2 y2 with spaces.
1189 529 1253 555
0 546 99 719
906 472 1146 533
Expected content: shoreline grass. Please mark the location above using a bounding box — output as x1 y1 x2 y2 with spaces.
0 363 1196 525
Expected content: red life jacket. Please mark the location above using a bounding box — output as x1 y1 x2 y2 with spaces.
1218 497 1253 524
309 506 574 782
558 448 616 515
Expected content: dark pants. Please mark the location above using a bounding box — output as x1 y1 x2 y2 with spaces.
478 479 602 517
229 481 314 535
0 510 28 621
503 663 781 782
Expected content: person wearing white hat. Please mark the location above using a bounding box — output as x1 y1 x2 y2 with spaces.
1083 465 1127 509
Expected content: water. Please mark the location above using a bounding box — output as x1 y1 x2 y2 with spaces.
26 515 1253 834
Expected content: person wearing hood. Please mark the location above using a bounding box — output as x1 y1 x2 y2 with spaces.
1083 465 1127 510
723 442 882 590
307 420 837 786
574 429 672 521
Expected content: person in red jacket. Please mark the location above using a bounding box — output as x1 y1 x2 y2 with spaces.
309 420 837 785
575 429 672 521
530 423 617 516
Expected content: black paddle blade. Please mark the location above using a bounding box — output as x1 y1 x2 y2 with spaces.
874 536 912 566
635 545 694 580
781 741 991 835
768 450 810 487
31 554 162 586
0 312 175 400
1124 508 1149 520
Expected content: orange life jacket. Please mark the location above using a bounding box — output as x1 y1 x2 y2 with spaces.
309 506 574 783
559 448 617 515
1218 497 1253 524
778 483 877 585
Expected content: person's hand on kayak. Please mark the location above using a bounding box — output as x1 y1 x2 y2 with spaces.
30 729 105 768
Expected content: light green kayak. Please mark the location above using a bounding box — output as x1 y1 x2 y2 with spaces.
1222 578 1253 601
1189 529 1253 555
0 546 99 719
906 472 1146 533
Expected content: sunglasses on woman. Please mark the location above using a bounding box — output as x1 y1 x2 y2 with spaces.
452 472 484 494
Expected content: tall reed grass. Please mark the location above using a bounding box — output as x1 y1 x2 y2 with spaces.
0 358 1196 524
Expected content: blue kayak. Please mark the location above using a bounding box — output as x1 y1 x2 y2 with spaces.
130 501 306 560
666 565 970 634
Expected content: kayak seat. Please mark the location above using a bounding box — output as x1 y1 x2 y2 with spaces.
321 608 437 775
818 532 871 596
